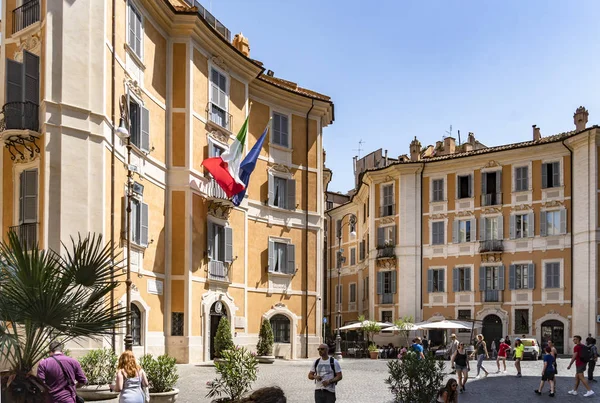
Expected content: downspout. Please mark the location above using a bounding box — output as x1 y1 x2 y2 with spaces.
419 163 424 312
305 100 314 357
110 0 117 352
325 210 333 338
360 178 370 313
561 139 574 308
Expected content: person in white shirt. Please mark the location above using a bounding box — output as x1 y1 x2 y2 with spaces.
308 344 343 403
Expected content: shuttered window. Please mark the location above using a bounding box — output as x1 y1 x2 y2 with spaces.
19 169 38 224
128 99 150 152
540 210 566 236
359 240 366 261
457 175 472 199
272 112 289 148
431 221 445 245
377 271 396 295
6 52 39 131
515 166 528 191
128 2 143 58
208 222 233 263
210 68 228 128
432 179 444 202
452 267 471 292
268 240 295 274
453 219 474 243
545 262 560 289
509 263 535 290
268 174 296 211
510 213 533 239
427 268 445 293
130 198 149 247
349 283 356 303
350 248 356 266
542 162 560 189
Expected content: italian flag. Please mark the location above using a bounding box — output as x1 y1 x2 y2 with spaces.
202 116 249 198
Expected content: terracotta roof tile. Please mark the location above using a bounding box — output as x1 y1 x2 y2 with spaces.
258 75 331 102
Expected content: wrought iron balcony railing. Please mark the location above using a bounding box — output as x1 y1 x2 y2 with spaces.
376 246 395 259
9 223 38 250
380 293 393 304
482 289 502 303
12 0 40 34
481 192 502 206
184 1 231 41
1 102 39 132
207 102 232 132
208 260 230 283
479 239 503 253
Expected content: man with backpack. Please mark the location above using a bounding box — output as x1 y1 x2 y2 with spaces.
309 343 343 402
567 335 595 397
587 337 598 383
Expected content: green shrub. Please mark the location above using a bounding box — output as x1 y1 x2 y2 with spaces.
256 318 274 356
214 318 234 358
139 354 179 393
206 346 258 402
79 348 118 385
385 351 445 403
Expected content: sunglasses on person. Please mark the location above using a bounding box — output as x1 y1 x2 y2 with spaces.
451 383 458 388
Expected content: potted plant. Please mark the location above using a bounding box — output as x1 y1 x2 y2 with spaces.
77 348 119 401
139 354 179 402
368 344 379 360
214 317 234 362
385 349 444 402
0 232 127 403
256 318 275 364
206 346 258 402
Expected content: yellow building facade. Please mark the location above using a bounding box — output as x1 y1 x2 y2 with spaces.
0 0 333 362
327 108 600 354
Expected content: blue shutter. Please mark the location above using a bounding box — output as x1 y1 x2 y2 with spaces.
391 225 397 245
286 179 296 211
453 268 459 292
495 170 502 196
378 227 385 247
207 222 214 259
542 164 548 188
509 215 515 239
391 271 397 294
479 267 486 291
377 272 383 295
480 217 486 241
470 218 476 242
528 263 535 289
560 209 567 234
469 174 474 197
498 265 505 291
528 212 534 237
452 220 459 244
141 106 150 152
286 244 295 274
268 240 274 272
140 202 149 246
465 268 471 291
268 174 275 206
509 264 516 290
552 162 560 187
540 212 547 236
439 269 445 292
498 216 504 239
481 172 487 195
427 269 433 293
224 227 233 263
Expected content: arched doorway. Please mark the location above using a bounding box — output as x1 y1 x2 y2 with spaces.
210 301 228 359
541 320 564 354
482 314 502 346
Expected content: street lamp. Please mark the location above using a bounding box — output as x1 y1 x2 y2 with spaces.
334 213 356 360
115 112 133 352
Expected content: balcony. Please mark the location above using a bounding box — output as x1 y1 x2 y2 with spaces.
10 223 38 250
208 260 230 283
380 293 393 304
184 1 231 41
380 204 395 217
1 102 39 132
482 289 502 303
376 246 395 259
206 178 229 200
207 102 232 132
481 192 502 207
12 0 40 34
479 240 503 253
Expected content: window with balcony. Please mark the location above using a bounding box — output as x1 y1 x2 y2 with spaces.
544 262 560 289
453 267 471 292
432 179 444 202
542 162 560 188
272 112 289 148
482 216 502 241
514 309 529 334
509 263 534 290
510 213 532 239
431 221 445 245
12 0 40 34
209 68 230 130
479 265 504 301
453 219 474 243
268 175 296 210
5 51 39 132
128 2 143 59
377 271 396 303
377 225 396 247
514 166 529 192
349 283 356 303
208 222 233 280
270 314 290 343
381 184 395 216
481 170 502 206
268 240 295 274
541 210 566 236
128 98 150 152
427 268 445 292
457 174 472 199
208 140 226 158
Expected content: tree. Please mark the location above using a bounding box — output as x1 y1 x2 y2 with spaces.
214 317 234 358
385 350 445 402
0 232 127 402
358 315 381 348
256 318 274 356
394 315 415 348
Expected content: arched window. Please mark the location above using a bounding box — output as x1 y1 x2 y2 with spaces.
270 314 290 343
131 304 142 346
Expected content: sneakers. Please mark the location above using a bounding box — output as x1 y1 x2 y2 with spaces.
484 372 489 378
475 375 480 379
584 390 595 397
568 390 578 396
549 392 555 397
534 390 541 395
517 373 522 377
503 370 507 374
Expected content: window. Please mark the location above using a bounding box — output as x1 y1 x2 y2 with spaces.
545 262 560 288
431 221 445 245
268 240 295 274
327 201 333 210
6 51 40 131
453 219 473 243
131 304 142 346
479 266 505 291
17 169 38 249
458 310 471 333
270 314 290 343
511 213 532 239
482 216 502 241
171 312 184 336
515 166 528 191
128 2 143 59
382 311 393 324
128 99 150 152
349 283 356 303
432 179 444 202
481 171 502 206
130 197 149 247
269 175 296 210
381 184 394 216
457 175 472 199
272 112 289 148
208 140 226 158
363 276 369 300
377 271 397 300
542 162 560 188
541 210 566 236
359 240 366 261
453 267 471 292
377 225 396 247
510 264 532 289
350 248 356 266
209 68 229 130
208 222 233 264
515 309 529 333
427 268 445 292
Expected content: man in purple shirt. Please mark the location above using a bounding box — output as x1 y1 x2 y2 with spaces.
37 341 87 403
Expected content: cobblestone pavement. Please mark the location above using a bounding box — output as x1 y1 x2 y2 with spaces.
130 358 600 402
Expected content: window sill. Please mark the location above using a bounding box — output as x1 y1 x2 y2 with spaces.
125 43 146 71
269 143 293 153
267 203 296 213
268 271 293 277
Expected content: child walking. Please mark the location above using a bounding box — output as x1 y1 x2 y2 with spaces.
535 347 556 397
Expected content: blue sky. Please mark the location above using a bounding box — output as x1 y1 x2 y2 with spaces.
210 0 600 193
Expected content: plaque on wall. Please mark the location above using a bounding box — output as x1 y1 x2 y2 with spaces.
147 279 164 295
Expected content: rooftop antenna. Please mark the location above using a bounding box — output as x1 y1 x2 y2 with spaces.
445 125 452 139
353 139 365 159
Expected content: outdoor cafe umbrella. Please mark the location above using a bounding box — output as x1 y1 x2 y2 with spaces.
416 320 473 330
381 323 421 332
339 320 393 331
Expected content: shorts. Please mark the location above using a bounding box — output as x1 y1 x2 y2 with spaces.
515 357 522 362
577 365 587 374
497 355 506 359
455 364 468 372
542 372 555 381
315 389 336 403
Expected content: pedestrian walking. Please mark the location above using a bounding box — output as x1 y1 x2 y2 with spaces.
513 338 524 377
534 347 556 397
309 343 343 403
505 335 511 347
451 342 470 393
490 340 497 359
422 336 430 354
587 337 598 382
496 338 509 373
567 335 595 397
37 341 87 403
448 334 459 374
112 350 149 403
473 334 489 378
411 337 425 360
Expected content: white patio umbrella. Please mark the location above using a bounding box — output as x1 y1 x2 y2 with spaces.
416 320 472 330
381 323 420 332
339 320 393 331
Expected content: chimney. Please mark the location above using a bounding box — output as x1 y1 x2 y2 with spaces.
468 132 476 145
410 136 421 161
444 137 456 155
574 106 589 132
384 150 388 166
463 143 473 152
532 125 541 141
435 141 443 151
232 33 250 57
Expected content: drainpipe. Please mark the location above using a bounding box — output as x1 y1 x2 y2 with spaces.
325 210 333 339
110 0 117 352
561 139 574 308
419 163 424 314
305 100 314 357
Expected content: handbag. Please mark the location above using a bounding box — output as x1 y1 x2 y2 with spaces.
51 356 85 403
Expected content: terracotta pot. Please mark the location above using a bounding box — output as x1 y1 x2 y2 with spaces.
77 385 119 402
150 388 179 403
369 351 379 360
257 355 275 364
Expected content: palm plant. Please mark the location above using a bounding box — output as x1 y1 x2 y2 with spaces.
0 231 127 402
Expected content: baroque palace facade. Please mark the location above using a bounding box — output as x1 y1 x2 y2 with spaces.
326 107 599 354
0 0 333 362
